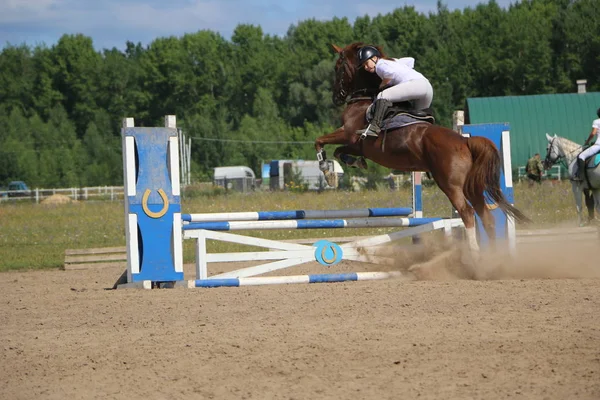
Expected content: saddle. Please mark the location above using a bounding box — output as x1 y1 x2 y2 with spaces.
387 102 435 122
366 101 435 129
576 151 600 186
585 153 600 169
385 107 436 124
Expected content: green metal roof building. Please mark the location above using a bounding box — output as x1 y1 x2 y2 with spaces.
465 92 600 171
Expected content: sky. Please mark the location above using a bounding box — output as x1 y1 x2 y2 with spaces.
1 0 516 51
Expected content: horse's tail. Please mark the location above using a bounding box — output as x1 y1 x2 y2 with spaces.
466 136 532 224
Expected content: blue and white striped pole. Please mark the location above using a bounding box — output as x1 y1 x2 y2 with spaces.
412 172 423 244
412 172 423 218
176 271 403 288
182 207 412 223
182 217 443 232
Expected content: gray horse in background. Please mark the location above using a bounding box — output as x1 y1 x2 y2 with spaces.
543 133 600 226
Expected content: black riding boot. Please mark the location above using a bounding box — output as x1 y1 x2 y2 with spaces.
578 158 586 180
360 99 391 137
572 158 585 181
370 99 391 133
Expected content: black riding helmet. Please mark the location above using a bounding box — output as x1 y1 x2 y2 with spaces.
357 45 381 67
597 107 600 118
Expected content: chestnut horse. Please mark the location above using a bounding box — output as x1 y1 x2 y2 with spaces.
314 42 530 256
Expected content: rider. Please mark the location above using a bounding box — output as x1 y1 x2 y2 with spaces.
572 107 600 181
357 45 433 136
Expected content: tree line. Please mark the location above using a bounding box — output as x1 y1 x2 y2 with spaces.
0 0 598 188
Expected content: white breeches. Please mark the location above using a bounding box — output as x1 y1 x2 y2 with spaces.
578 144 600 160
376 78 433 110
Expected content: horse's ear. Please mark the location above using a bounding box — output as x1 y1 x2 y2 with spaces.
546 133 553 141
331 44 343 54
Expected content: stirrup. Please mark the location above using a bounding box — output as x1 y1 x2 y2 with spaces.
356 124 380 139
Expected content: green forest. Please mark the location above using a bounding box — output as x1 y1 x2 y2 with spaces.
0 0 598 188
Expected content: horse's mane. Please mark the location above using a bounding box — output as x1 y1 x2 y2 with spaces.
555 135 581 155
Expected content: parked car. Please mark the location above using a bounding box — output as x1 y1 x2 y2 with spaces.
7 181 31 198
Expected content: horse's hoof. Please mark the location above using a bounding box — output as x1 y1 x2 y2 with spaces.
318 160 329 172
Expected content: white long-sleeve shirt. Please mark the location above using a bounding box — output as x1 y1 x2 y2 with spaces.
375 57 427 85
592 118 600 145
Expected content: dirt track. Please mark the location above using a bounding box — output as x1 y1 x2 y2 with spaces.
2 240 600 400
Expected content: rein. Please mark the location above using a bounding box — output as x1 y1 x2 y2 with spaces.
347 96 373 104
333 56 352 106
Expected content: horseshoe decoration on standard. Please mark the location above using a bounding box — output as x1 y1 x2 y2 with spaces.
142 188 169 218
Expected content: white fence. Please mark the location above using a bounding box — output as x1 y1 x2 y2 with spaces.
0 165 563 204
0 186 124 204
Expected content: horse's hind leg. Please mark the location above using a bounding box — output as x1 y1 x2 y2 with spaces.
435 181 478 254
333 145 367 169
592 189 600 224
466 193 495 238
468 192 496 244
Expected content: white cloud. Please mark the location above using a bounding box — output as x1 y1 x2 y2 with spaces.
3 0 59 10
114 1 229 33
0 0 519 50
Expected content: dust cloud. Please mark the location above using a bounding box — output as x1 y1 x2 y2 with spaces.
373 227 600 281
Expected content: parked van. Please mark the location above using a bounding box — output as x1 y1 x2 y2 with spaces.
213 166 256 192
265 160 344 190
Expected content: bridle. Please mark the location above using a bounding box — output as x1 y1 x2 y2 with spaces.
333 55 353 106
543 136 582 170
543 137 562 169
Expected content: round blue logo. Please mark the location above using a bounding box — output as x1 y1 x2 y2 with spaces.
313 240 343 266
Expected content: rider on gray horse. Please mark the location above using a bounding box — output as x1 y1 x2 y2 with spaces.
572 107 600 181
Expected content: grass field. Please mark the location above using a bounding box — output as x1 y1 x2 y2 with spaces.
0 180 583 272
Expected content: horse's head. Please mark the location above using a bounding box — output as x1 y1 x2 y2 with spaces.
330 42 383 106
543 133 561 170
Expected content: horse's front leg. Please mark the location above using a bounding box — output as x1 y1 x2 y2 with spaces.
315 127 357 187
571 181 584 226
315 127 350 171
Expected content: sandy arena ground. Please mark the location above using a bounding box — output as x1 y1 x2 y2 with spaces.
1 238 600 400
